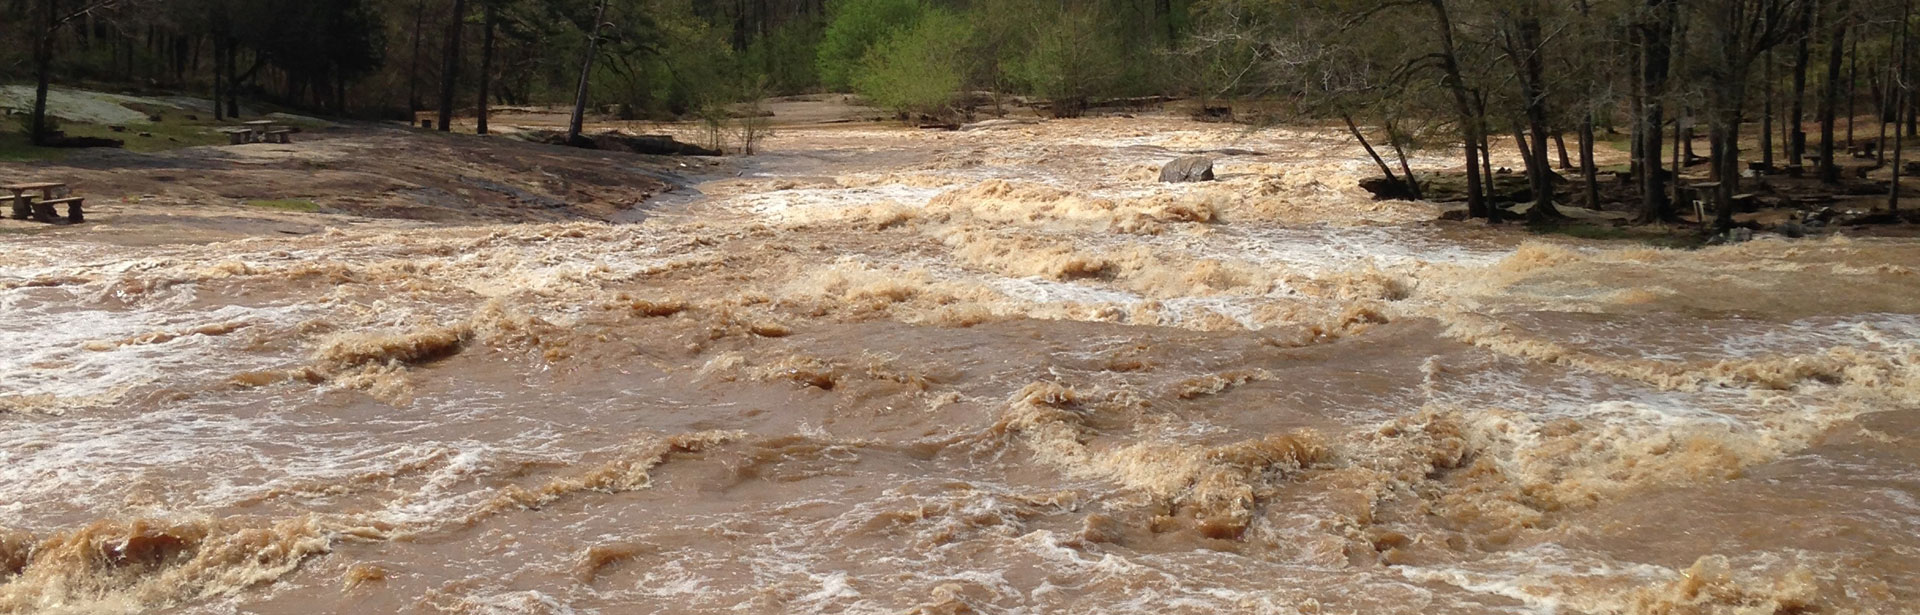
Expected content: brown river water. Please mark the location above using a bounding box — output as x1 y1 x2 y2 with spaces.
2 118 1918 614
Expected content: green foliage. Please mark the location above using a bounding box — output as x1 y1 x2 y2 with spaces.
238 0 388 83
745 18 826 95
816 0 925 91
594 0 745 118
1007 6 1127 114
852 9 973 117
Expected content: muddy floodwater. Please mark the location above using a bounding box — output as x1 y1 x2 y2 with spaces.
2 118 1918 614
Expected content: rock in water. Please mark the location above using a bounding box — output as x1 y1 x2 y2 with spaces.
1160 156 1215 183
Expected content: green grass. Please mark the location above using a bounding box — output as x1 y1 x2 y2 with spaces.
0 128 70 162
246 199 320 212
0 111 248 161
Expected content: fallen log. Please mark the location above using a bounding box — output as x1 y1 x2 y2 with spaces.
519 130 722 156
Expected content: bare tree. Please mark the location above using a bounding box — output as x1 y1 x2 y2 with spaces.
1493 0 1564 221
1819 0 1853 182
1692 0 1811 229
1636 0 1679 223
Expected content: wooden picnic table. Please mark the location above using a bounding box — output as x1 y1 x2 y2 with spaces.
239 120 294 144
3 181 82 223
5 182 63 220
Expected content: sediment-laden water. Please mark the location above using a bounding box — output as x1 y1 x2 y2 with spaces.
2 118 1917 614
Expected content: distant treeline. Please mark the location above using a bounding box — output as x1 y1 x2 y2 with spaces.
2 0 1911 227
0 0 1192 119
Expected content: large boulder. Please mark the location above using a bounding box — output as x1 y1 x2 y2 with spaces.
1159 156 1215 183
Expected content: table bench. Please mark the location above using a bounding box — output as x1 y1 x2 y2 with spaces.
4 182 83 224
38 197 84 223
219 127 254 145
265 128 295 144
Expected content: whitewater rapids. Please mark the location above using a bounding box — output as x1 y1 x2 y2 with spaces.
2 117 1918 614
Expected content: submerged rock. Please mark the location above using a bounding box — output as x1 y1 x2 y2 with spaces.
1159 156 1215 183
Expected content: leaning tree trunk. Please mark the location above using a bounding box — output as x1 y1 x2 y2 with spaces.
1344 113 1403 190
476 2 497 135
438 0 469 133
567 0 612 144
1387 119 1423 199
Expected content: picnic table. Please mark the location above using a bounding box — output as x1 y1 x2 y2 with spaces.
4 181 83 224
246 120 295 144
221 120 295 145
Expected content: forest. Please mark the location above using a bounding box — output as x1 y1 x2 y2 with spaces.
2 0 1915 229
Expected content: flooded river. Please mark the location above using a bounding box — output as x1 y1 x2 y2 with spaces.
2 118 1917 614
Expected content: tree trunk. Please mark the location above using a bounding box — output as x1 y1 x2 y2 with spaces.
1895 87 1908 210
212 34 225 121
1763 50 1776 169
1682 113 1697 160
1789 0 1817 169
476 2 497 135
1821 0 1854 181
225 41 240 118
1880 19 1896 167
1512 124 1530 164
568 0 613 144
1893 0 1912 211
408 0 427 112
1481 127 1495 206
1344 113 1401 186
1714 122 1741 229
1909 81 1919 137
1630 25 1646 182
1554 132 1572 169
1848 30 1859 145
1388 123 1423 199
1637 0 1676 223
1674 110 1685 208
1580 115 1601 207
438 0 469 133
29 0 56 145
